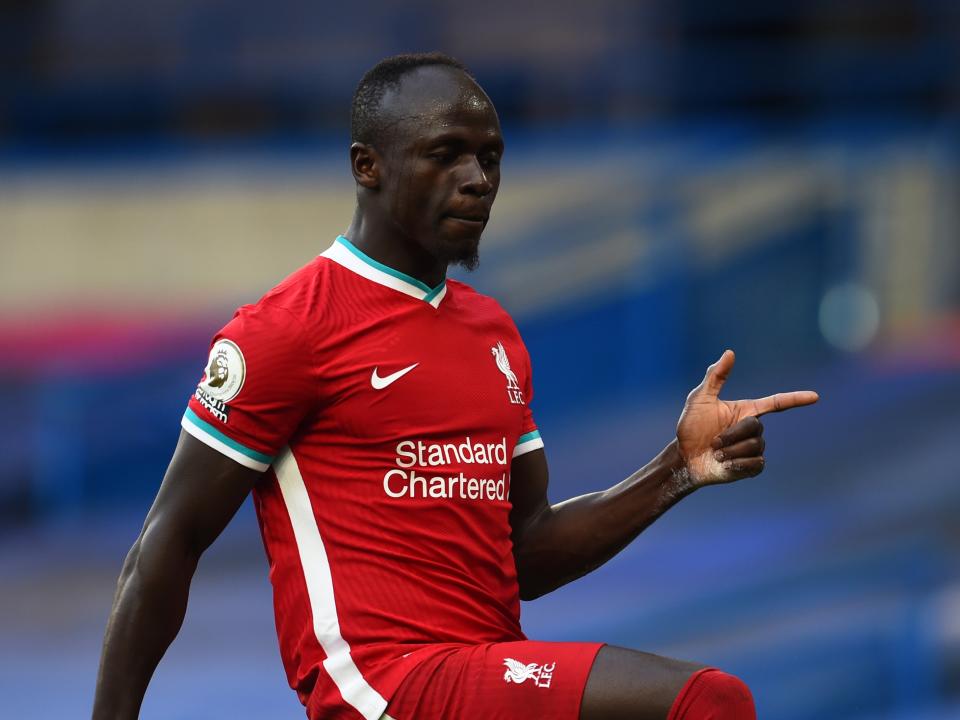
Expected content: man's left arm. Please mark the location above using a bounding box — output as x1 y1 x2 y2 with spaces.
509 349 818 601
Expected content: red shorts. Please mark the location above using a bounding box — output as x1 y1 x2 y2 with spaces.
384 640 605 720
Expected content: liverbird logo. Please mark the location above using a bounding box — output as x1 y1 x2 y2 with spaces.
491 341 524 405
502 658 556 688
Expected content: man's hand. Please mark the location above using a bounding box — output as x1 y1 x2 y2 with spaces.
677 349 818 486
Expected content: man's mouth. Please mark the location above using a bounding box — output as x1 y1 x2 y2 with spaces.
444 214 488 226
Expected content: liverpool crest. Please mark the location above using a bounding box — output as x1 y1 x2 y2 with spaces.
491 341 524 405
502 658 556 688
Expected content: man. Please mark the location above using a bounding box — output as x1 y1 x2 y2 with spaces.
94 53 818 719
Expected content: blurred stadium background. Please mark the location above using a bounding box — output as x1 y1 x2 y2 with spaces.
2 1 959 718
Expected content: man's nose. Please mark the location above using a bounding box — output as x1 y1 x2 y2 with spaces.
458 157 493 196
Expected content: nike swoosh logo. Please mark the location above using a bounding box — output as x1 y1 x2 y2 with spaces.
371 363 419 390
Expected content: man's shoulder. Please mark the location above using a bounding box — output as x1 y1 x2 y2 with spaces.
447 278 510 316
210 255 331 356
242 254 334 321
447 278 525 339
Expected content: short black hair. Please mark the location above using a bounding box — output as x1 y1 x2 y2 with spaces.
351 52 473 146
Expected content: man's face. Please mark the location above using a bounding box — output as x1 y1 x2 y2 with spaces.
376 67 503 270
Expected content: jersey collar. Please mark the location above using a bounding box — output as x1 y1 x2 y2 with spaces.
321 236 448 308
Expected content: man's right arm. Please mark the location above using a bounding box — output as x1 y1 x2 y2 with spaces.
92 430 261 720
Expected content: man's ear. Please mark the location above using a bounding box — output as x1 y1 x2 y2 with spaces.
350 142 380 189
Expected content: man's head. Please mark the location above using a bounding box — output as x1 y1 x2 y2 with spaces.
349 53 503 271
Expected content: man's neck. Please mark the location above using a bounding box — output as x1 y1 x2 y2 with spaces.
344 210 447 288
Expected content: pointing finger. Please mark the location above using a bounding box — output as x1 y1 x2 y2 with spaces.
751 390 820 416
698 349 736 398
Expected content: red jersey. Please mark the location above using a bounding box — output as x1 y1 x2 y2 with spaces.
182 236 544 719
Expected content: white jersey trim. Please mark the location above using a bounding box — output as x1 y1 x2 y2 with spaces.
180 413 271 472
512 430 544 458
321 236 448 309
274 447 388 720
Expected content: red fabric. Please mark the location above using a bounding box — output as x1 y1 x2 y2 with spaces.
668 669 756 720
185 242 543 718
385 640 605 720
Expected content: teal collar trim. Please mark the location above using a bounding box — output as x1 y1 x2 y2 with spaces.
321 236 448 308
336 236 445 296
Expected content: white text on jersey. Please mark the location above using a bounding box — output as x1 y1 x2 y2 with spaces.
384 436 510 501
395 437 507 467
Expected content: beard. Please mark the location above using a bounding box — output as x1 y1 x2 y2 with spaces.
450 248 480 272
434 231 480 272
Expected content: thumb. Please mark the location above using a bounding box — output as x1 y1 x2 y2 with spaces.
698 349 735 398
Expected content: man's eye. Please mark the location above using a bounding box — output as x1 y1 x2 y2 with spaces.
481 154 501 168
429 152 455 164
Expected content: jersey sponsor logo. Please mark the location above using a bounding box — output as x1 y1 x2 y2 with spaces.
491 341 524 405
502 658 556 688
199 339 245 404
384 469 508 501
370 363 419 390
383 436 509 501
395 437 508 467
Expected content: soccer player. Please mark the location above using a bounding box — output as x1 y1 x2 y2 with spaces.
93 53 818 720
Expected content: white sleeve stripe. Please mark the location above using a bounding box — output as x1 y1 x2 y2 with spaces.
180 416 271 472
512 436 545 458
